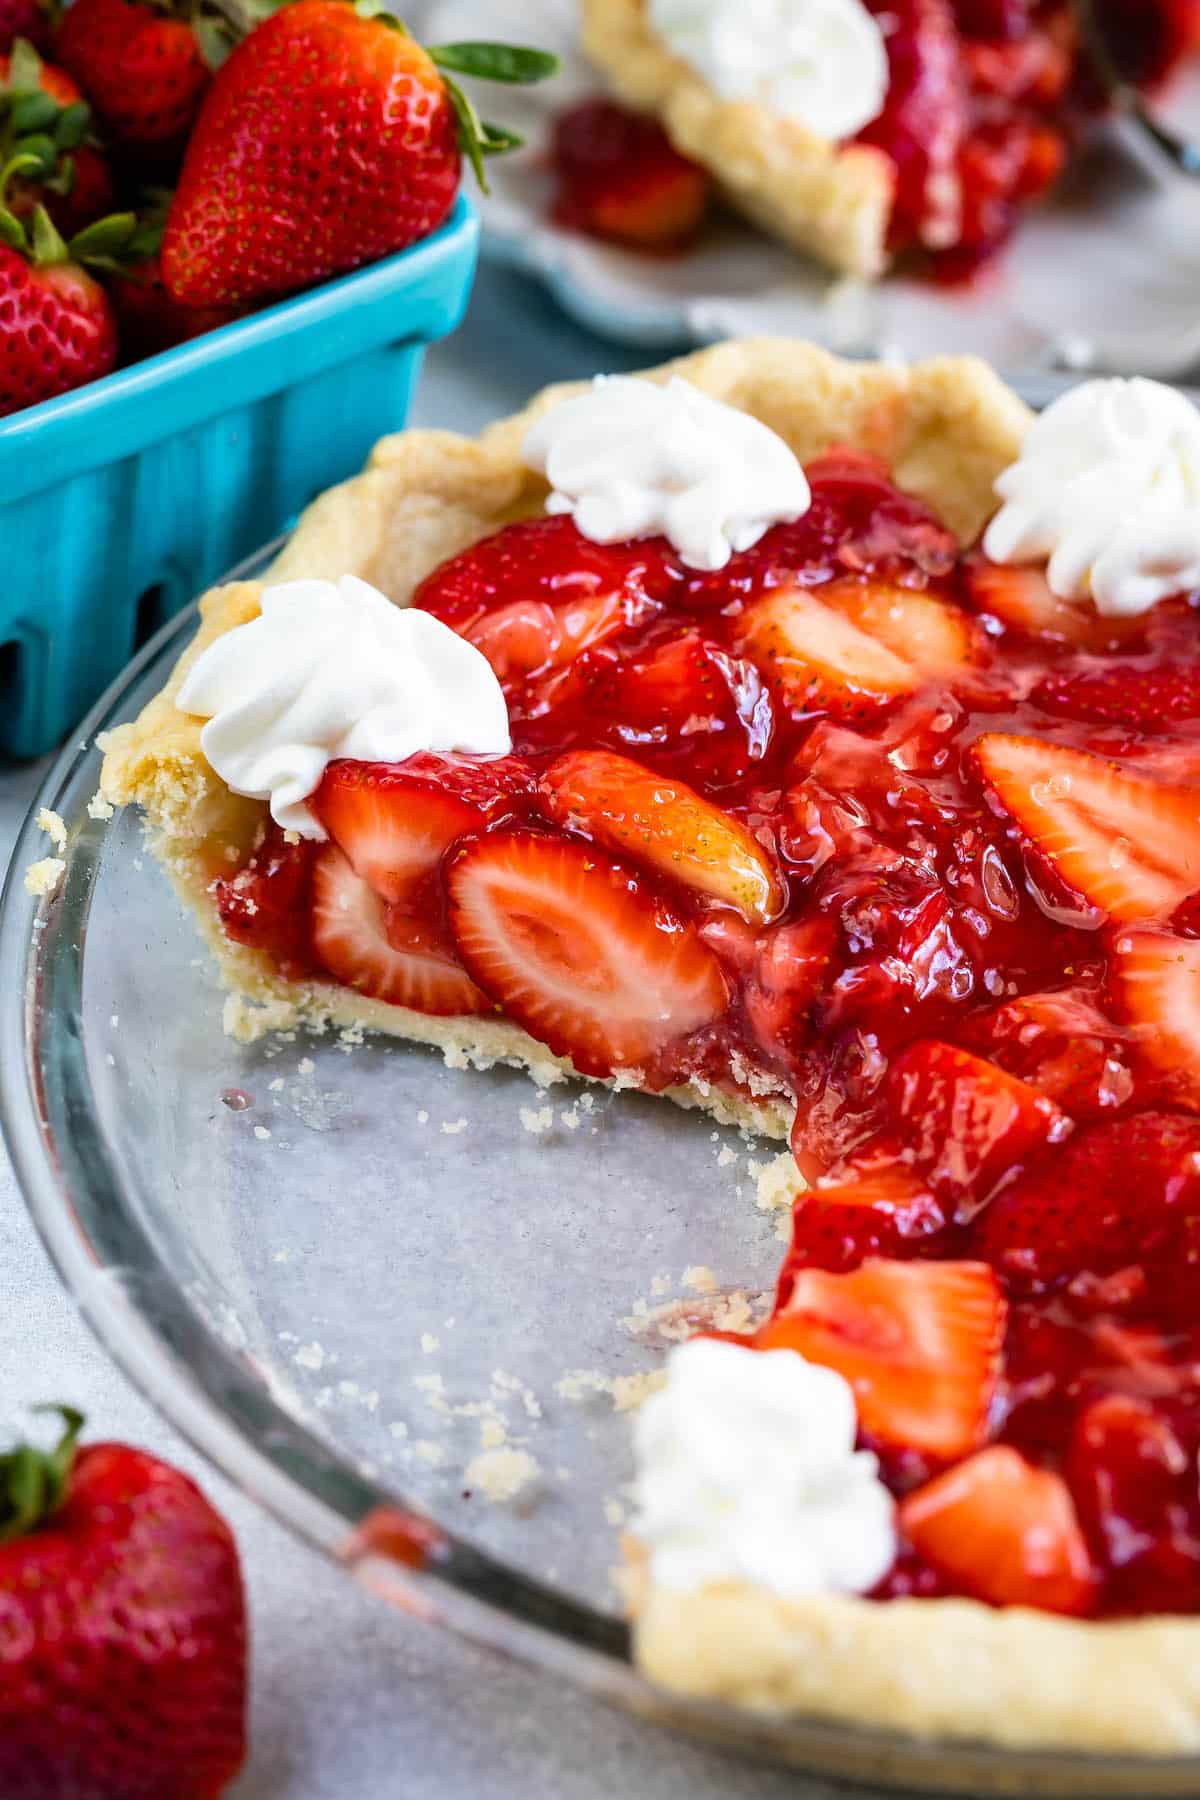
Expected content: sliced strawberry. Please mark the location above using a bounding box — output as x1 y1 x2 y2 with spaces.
818 577 976 677
551 99 710 251
1067 1394 1200 1615
464 589 658 685
973 734 1200 924
312 754 534 908
539 749 785 926
1111 929 1200 1098
310 847 487 1015
445 830 729 1078
589 633 775 788
972 1111 1200 1291
739 913 838 1076
733 586 920 722
962 559 1140 651
888 1038 1070 1216
963 987 1133 1118
1035 664 1200 734
777 1140 947 1283
898 1446 1096 1616
412 515 679 637
759 1258 1006 1461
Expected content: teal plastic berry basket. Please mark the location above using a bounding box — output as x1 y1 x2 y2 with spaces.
0 194 479 759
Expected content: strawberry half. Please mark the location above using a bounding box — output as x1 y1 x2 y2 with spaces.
962 559 1140 651
312 753 534 909
540 748 785 926
971 1110 1200 1292
887 1038 1070 1216
1035 664 1200 733
817 576 976 676
311 845 487 1016
1111 927 1200 1099
898 1445 1096 1616
759 1258 1007 1461
734 585 922 722
445 829 729 1078
973 734 1200 924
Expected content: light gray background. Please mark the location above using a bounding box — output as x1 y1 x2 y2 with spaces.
0 266 900 1799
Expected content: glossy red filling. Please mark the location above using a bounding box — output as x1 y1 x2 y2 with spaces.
219 454 1200 1619
551 0 1200 277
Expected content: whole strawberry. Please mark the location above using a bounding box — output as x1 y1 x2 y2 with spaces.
54 0 217 151
0 1407 247 1799
0 202 129 411
0 39 114 236
110 198 240 356
161 2 555 307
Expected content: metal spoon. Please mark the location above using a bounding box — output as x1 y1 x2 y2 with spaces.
1074 0 1200 177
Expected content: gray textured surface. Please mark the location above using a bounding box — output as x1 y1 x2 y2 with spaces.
0 264 892 1799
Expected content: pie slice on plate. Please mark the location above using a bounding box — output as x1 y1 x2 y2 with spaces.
101 342 1200 1754
578 0 1200 277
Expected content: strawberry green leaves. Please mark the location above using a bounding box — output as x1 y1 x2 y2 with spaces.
425 37 558 191
0 1405 84 1543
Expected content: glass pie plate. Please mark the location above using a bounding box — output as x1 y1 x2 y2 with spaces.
3 528 1200 1799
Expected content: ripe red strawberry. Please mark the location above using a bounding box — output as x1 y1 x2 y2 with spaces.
1034 664 1200 732
312 752 535 908
738 912 837 1079
54 0 214 151
539 748 785 925
0 41 113 237
887 1038 1070 1216
445 829 729 1078
161 5 555 308
551 98 710 251
899 1445 1096 1615
1111 928 1200 1099
776 1140 947 1281
972 1111 1200 1291
311 843 488 1015
0 203 122 414
734 585 923 721
759 1258 1007 1461
973 734 1200 924
0 1407 246 1799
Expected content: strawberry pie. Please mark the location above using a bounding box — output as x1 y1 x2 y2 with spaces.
575 0 1200 278
102 343 1200 1753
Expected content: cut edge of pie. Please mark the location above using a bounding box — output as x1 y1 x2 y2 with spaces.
93 338 1200 1758
579 0 896 278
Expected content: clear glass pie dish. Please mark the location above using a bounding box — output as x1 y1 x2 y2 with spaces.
5 503 1200 1798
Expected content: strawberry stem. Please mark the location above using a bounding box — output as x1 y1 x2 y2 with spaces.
0 1406 83 1542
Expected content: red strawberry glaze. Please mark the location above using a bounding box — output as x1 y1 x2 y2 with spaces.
216 449 1200 1619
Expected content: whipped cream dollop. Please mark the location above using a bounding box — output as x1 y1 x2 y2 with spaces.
631 1337 896 1598
648 0 888 140
984 377 1200 619
523 375 811 573
177 575 511 838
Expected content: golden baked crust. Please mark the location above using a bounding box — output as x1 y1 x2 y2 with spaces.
632 1582 1200 1755
108 342 1200 1762
580 0 896 278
